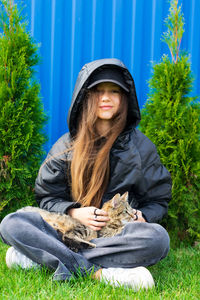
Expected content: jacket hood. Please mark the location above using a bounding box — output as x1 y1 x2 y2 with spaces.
67 58 141 136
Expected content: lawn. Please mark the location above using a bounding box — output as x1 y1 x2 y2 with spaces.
0 242 199 300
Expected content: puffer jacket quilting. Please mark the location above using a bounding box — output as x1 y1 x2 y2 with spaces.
35 128 172 223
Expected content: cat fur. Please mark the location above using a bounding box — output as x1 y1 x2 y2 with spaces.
18 192 134 252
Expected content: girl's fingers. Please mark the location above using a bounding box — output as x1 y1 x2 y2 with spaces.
89 225 102 231
93 208 108 216
134 210 146 222
90 220 107 228
132 209 137 215
90 215 110 222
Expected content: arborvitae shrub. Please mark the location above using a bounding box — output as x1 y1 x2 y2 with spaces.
139 0 200 245
0 0 47 218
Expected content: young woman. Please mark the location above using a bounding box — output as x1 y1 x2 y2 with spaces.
0 58 171 290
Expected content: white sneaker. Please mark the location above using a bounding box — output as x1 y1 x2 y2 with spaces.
101 266 155 290
6 247 39 269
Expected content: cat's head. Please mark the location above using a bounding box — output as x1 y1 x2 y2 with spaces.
103 192 134 224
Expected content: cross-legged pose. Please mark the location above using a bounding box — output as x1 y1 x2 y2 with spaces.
0 58 171 290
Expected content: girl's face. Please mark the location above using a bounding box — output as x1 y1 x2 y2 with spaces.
94 82 122 121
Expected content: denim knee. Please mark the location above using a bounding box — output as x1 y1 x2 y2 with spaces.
148 223 170 259
0 212 20 243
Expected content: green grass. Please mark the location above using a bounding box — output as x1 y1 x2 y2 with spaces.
0 242 199 300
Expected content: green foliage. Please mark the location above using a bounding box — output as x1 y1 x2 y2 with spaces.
139 0 200 245
0 0 47 217
162 0 184 63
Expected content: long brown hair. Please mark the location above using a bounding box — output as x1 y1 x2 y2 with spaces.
70 90 128 207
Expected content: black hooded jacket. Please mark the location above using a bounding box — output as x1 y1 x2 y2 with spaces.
35 58 172 223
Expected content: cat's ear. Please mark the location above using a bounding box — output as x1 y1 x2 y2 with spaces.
111 193 121 208
121 192 128 202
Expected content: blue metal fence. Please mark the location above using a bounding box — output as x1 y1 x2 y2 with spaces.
14 0 200 152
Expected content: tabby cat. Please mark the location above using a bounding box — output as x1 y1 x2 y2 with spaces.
18 192 134 252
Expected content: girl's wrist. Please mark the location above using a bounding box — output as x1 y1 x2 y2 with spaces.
68 208 76 217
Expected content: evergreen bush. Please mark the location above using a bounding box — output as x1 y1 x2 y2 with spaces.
139 0 200 245
0 0 47 218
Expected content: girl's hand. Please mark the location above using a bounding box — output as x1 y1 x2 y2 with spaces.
68 207 110 231
132 209 146 222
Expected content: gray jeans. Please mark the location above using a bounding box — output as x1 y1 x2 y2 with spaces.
0 211 170 281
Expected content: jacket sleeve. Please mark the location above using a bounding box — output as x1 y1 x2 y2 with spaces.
34 134 81 214
135 130 172 223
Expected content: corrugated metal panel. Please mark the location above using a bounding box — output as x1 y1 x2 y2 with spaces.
13 0 200 151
